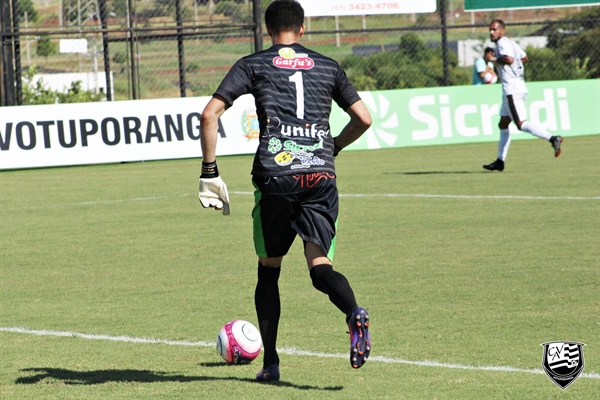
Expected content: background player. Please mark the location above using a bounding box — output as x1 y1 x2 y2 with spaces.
472 47 497 85
484 19 563 172
198 0 372 382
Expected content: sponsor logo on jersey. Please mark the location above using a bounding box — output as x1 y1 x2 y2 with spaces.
291 152 325 169
283 139 323 153
268 138 323 155
274 151 295 166
273 47 314 70
280 123 330 140
268 137 283 153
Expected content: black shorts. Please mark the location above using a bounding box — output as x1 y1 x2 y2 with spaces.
252 172 338 260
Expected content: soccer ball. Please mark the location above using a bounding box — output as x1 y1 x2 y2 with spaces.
216 320 262 364
483 71 498 84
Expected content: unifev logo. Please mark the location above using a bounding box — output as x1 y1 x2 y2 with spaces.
541 341 585 389
273 47 314 70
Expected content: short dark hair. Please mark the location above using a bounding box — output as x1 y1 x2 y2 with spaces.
491 19 505 29
484 47 495 54
265 0 304 35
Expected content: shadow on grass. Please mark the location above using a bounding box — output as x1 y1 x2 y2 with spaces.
16 368 343 391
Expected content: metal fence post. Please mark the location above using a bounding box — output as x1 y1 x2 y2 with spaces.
439 0 450 86
127 0 137 99
99 0 112 101
11 0 22 104
176 0 186 98
1 0 15 106
252 0 262 53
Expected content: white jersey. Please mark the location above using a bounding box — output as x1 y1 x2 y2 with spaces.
495 36 527 95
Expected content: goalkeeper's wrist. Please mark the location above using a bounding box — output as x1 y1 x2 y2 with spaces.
200 161 219 178
333 138 343 157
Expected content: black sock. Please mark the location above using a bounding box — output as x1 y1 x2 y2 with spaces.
310 264 358 318
255 263 281 368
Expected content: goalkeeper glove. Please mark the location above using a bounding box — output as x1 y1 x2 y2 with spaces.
198 161 230 215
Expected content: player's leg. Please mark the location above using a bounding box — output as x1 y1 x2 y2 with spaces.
512 93 564 157
305 243 371 369
254 257 282 382
484 114 511 171
252 176 298 382
296 173 371 368
484 93 515 171
518 119 563 157
306 242 358 316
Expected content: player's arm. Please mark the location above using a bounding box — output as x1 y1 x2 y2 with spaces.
199 95 230 215
333 100 372 155
493 54 514 65
521 56 529 63
200 95 227 162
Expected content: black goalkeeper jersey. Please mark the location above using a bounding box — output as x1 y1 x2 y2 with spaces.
214 43 361 177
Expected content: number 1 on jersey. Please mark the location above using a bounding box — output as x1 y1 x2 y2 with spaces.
288 71 305 120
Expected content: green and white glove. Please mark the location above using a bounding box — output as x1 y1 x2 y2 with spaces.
198 161 230 215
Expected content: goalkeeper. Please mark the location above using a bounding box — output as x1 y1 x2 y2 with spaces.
198 0 372 382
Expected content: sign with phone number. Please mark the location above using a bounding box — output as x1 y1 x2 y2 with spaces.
297 0 436 17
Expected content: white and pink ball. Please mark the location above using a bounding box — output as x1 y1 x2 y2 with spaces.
216 320 262 364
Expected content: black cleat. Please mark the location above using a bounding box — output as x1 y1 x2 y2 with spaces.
256 364 280 382
349 307 371 369
551 136 563 157
483 158 505 172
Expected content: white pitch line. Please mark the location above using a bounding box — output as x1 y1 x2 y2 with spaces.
0 326 212 347
2 327 599 379
1 194 193 211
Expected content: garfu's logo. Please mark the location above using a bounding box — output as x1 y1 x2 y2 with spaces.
541 341 585 389
273 47 314 70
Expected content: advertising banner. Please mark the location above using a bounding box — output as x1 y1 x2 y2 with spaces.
1 80 598 170
464 0 599 11
0 95 260 170
331 79 599 152
297 0 436 17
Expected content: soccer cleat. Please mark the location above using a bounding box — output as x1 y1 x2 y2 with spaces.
256 364 280 382
551 136 563 157
483 159 504 172
349 307 371 369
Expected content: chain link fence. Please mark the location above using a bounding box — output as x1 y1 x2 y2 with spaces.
1 1 599 105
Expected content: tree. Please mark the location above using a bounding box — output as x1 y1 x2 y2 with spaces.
17 0 39 22
22 66 105 105
36 37 58 63
546 7 600 79
341 33 469 90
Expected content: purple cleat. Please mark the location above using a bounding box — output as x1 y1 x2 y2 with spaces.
349 307 371 369
256 364 280 382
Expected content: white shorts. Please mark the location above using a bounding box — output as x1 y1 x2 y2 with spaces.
500 92 528 123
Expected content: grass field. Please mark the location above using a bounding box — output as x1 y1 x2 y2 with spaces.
1 135 598 399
